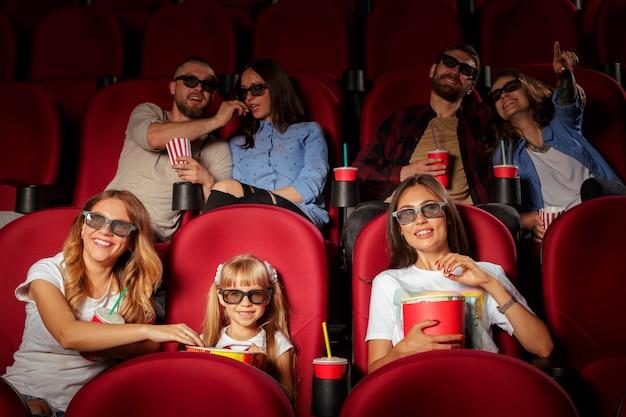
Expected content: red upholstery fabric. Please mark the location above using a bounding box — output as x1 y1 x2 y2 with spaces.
595 0 626 83
65 351 296 417
339 350 579 417
0 377 30 417
578 349 626 417
140 2 236 79
0 82 62 211
364 0 464 83
359 66 481 149
29 5 125 81
252 0 354 80
0 13 16 81
72 78 172 207
164 205 328 417
478 0 580 73
513 65 626 182
541 196 626 364
351 203 520 380
0 207 79 373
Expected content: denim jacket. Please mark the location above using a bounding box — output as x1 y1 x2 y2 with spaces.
492 91 623 212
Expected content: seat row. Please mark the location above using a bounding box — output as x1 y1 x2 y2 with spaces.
1 0 626 86
2 61 626 247
1 196 626 417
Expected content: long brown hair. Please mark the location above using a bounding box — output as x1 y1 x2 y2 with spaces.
485 69 555 159
62 190 162 324
235 59 305 148
386 175 470 269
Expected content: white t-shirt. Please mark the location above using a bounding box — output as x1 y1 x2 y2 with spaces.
3 253 123 411
528 147 591 209
366 262 530 352
216 327 293 357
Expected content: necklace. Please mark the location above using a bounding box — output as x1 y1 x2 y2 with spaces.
525 141 550 153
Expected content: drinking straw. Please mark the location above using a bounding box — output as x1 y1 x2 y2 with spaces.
109 287 128 315
343 143 348 167
429 122 439 149
501 140 507 165
322 321 332 358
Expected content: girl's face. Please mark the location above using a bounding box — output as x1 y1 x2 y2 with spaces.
81 198 133 269
240 68 271 121
395 185 449 255
490 75 529 121
218 281 271 337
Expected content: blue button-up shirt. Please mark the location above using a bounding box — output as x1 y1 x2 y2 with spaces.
229 120 329 227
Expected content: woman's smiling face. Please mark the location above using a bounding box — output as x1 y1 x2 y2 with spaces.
395 184 449 254
490 75 529 121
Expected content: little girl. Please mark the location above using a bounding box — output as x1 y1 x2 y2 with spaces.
200 254 297 402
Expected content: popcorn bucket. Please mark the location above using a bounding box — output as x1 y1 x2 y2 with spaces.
166 138 191 166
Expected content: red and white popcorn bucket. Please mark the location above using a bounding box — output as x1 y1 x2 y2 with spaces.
166 137 191 166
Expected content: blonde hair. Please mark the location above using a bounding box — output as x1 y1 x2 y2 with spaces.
62 190 162 324
201 254 298 400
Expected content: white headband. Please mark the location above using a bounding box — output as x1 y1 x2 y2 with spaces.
214 260 278 285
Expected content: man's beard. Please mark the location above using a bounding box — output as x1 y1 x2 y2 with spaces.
175 96 209 119
431 74 468 103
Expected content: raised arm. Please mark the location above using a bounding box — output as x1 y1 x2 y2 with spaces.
553 41 580 106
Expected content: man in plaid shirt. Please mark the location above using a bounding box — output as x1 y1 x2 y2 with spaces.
342 43 520 269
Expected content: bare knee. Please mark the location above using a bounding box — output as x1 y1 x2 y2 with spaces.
212 179 244 197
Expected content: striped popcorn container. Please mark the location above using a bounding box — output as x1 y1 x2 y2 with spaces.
166 137 191 166
540 206 565 230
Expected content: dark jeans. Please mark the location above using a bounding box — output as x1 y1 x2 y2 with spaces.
204 184 310 223
340 200 521 273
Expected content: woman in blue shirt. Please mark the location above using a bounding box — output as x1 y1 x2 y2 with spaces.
486 42 625 242
204 59 329 228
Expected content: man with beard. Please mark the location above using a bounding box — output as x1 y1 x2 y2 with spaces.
106 56 248 242
341 43 520 270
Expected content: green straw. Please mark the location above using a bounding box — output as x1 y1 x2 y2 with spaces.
501 140 507 165
109 287 127 315
343 143 348 167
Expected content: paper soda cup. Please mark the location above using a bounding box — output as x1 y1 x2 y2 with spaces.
80 307 125 361
493 164 519 178
427 149 450 188
166 137 191 166
402 293 465 339
540 206 565 230
333 166 358 181
312 356 348 380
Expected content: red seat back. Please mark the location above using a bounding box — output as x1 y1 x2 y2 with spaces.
0 13 16 81
252 0 354 81
0 377 31 417
140 2 237 79
164 205 328 417
364 1 464 83
72 78 173 207
339 350 579 417
478 0 580 74
595 0 626 84
29 5 125 81
542 196 626 364
0 81 62 211
0 207 79 373
65 351 296 417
